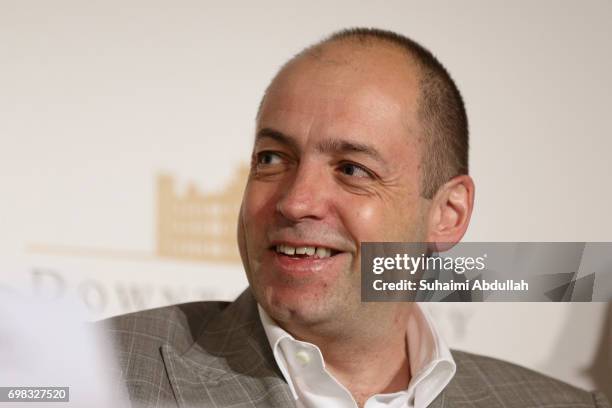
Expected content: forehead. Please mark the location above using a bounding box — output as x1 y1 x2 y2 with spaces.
258 42 422 149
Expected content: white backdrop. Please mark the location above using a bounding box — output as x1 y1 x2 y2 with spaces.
1 0 611 398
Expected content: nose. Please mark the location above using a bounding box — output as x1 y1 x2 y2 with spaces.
276 160 330 222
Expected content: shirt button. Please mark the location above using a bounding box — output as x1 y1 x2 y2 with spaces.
295 350 311 366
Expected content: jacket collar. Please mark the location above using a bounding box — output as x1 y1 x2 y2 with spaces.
160 290 296 408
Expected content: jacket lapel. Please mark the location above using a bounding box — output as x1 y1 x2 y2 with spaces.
160 291 296 408
425 351 504 408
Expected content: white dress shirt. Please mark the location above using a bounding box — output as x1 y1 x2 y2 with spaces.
258 304 456 408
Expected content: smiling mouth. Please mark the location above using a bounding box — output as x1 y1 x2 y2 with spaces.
273 244 341 259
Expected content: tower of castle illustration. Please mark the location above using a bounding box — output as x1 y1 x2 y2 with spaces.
156 165 249 263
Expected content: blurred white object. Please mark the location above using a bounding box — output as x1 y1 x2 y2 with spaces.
0 288 129 407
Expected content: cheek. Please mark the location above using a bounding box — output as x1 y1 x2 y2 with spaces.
348 203 385 242
354 204 375 227
241 181 280 241
347 199 424 242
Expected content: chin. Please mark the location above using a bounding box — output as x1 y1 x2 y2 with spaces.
262 285 335 325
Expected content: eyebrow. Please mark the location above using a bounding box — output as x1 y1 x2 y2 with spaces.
316 139 385 165
255 127 387 167
255 128 299 153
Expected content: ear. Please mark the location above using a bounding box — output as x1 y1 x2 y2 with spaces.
425 175 475 252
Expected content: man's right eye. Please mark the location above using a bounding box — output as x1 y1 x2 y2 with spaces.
256 151 283 166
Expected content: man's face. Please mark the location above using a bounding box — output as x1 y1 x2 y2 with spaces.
238 43 431 331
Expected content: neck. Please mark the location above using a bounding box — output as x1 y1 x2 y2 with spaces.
325 330 410 407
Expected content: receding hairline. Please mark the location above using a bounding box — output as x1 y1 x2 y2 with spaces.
299 35 422 71
257 36 425 120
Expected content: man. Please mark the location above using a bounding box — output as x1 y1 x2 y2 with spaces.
104 28 610 407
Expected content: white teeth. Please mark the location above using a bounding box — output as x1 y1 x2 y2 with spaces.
316 247 330 258
276 245 333 258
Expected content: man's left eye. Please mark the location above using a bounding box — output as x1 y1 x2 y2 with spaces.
338 163 372 178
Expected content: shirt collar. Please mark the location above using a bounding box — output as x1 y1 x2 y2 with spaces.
258 304 301 399
258 304 456 408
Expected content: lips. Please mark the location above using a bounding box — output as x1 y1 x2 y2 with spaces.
267 241 348 276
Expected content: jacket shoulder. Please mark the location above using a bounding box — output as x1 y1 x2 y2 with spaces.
100 300 230 356
449 350 610 407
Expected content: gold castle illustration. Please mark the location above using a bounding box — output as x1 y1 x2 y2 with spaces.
156 165 249 263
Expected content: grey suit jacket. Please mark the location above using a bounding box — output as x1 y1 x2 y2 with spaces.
103 289 610 408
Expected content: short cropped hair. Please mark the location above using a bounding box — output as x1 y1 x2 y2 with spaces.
323 28 469 199
260 28 469 199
